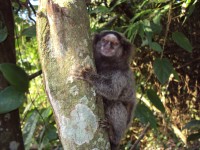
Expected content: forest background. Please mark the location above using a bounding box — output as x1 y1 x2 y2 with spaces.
0 0 199 149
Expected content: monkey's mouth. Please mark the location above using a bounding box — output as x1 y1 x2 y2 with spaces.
101 48 115 57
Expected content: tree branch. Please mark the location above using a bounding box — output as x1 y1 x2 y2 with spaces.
130 122 150 150
29 70 42 81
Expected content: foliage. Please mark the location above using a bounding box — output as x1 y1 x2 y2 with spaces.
0 63 28 114
0 1 59 149
0 86 26 114
0 0 198 149
87 0 199 149
183 120 200 142
0 63 29 92
172 31 193 52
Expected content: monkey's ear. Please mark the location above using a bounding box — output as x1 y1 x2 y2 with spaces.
92 33 101 48
121 39 135 58
122 39 133 51
93 33 100 42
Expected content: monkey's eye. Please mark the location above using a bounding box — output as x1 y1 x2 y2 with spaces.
101 39 107 43
113 42 119 47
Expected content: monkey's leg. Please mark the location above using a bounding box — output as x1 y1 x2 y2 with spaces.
124 101 135 125
105 102 128 150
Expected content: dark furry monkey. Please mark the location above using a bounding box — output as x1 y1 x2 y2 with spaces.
74 30 136 150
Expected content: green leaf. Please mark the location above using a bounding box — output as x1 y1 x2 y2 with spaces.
110 0 126 10
151 13 162 34
0 86 26 114
41 107 53 119
38 124 58 149
130 9 152 23
150 21 162 34
89 6 110 14
0 63 29 92
21 25 36 37
172 31 192 52
153 58 174 84
142 20 153 45
44 124 58 141
150 42 163 52
146 89 165 113
152 0 169 3
23 110 39 148
0 26 8 42
143 19 153 33
135 103 157 129
182 120 200 130
125 22 140 41
172 69 180 81
153 13 161 25
187 132 200 141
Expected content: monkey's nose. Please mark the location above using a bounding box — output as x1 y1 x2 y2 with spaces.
105 42 111 48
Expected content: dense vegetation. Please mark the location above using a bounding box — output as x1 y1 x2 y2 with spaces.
0 0 199 149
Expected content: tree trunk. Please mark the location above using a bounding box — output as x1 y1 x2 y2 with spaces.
0 0 25 149
37 0 110 149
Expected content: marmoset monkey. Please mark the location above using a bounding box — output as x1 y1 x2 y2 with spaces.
75 30 136 150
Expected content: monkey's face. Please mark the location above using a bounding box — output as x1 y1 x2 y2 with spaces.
97 34 122 57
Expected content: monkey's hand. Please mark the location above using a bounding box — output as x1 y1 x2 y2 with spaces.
99 118 111 129
72 66 96 82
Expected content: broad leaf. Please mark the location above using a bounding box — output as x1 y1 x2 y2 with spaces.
110 0 126 10
150 21 162 34
187 132 200 141
153 58 173 84
135 103 157 129
39 124 58 149
41 107 53 119
150 42 163 52
183 120 200 130
172 31 192 52
131 9 152 23
142 20 153 45
0 63 29 92
126 22 140 41
23 110 39 149
172 69 180 81
143 19 153 33
146 89 165 113
0 86 25 114
152 13 162 34
44 124 58 141
21 25 36 37
89 6 110 14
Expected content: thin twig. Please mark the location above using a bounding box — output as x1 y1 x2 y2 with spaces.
177 57 200 69
28 0 36 16
103 15 119 28
162 2 172 58
130 122 150 150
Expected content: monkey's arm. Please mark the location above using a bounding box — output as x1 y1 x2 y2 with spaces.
74 67 127 100
90 72 127 100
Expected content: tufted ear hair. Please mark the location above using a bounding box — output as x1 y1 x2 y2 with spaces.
92 33 101 50
117 34 133 59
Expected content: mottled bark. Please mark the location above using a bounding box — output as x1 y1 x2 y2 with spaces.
0 0 24 149
37 0 110 149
